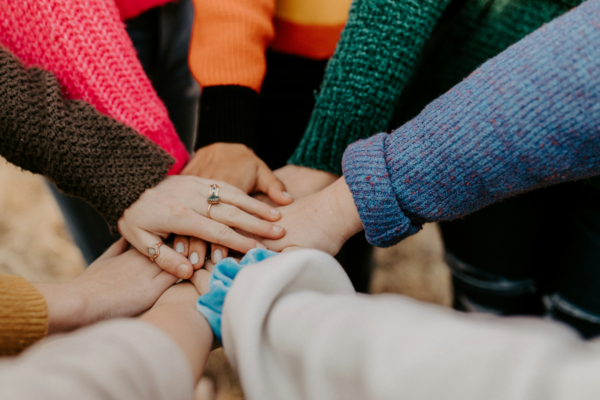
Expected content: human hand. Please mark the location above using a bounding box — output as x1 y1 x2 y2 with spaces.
118 176 285 279
274 164 339 199
189 259 216 295
34 238 178 335
183 143 293 204
180 143 293 263
261 177 364 255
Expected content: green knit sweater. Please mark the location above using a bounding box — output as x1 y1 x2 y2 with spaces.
288 0 583 175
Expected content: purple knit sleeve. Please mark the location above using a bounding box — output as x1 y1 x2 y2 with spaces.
343 0 600 247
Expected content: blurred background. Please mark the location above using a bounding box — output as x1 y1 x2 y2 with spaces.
0 156 452 400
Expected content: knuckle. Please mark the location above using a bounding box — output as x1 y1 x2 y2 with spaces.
226 188 240 203
225 206 241 221
169 203 188 218
213 223 231 239
157 253 177 272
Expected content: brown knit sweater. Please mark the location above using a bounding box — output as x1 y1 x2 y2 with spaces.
0 275 48 356
0 46 175 232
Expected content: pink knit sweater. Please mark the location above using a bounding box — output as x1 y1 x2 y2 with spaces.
115 0 176 20
0 0 188 174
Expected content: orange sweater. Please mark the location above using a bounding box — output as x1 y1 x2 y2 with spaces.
189 0 352 92
0 275 48 356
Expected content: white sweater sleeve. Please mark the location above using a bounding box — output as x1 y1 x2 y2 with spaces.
222 249 600 400
0 319 194 400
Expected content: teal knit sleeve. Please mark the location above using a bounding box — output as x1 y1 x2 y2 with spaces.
288 0 451 175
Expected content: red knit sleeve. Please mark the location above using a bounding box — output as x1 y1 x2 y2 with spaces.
189 0 276 92
0 0 189 174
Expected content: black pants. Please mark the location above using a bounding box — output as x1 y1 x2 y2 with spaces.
442 182 600 338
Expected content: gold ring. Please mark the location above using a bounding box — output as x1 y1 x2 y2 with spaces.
208 184 220 205
207 203 213 219
147 241 164 262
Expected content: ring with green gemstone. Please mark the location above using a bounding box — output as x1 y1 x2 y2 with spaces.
207 184 221 205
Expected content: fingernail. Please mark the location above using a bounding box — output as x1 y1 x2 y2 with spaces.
256 242 267 249
175 242 184 253
271 208 280 215
273 225 283 233
213 249 223 263
283 191 293 198
177 264 189 279
189 252 199 265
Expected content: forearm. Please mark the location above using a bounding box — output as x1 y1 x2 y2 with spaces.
32 284 84 335
343 0 600 247
141 283 213 381
0 46 173 232
289 0 451 174
0 320 194 400
223 249 598 400
0 0 188 172
190 0 275 150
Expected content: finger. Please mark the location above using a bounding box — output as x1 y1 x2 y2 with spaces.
189 237 207 270
214 184 281 222
203 259 216 273
207 203 285 240
210 243 228 264
190 269 212 295
255 165 294 206
150 210 266 255
96 237 129 261
194 377 216 400
174 235 190 257
281 246 302 253
135 230 194 280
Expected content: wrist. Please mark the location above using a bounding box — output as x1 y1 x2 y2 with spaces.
33 283 87 334
327 177 364 242
142 292 213 380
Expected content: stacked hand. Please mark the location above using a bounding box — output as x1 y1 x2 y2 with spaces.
118 142 360 282
261 177 363 255
179 143 293 264
117 175 285 279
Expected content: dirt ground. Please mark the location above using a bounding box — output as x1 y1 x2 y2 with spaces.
0 157 452 399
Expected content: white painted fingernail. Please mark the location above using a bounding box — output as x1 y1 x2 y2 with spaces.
213 249 223 263
271 208 280 215
273 225 283 233
175 242 184 253
177 264 189 279
256 243 267 249
283 191 293 198
189 252 199 265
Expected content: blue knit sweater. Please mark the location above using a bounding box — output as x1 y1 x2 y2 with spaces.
342 0 600 248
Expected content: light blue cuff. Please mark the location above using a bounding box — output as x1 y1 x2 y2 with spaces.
196 248 278 342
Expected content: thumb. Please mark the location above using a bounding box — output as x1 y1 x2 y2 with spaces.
256 165 293 206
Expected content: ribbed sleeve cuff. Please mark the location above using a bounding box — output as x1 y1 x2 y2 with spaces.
0 275 48 356
342 133 421 247
288 0 451 175
195 86 259 151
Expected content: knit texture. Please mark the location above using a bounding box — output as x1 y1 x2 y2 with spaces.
291 0 583 175
343 0 600 247
0 274 48 356
289 0 451 174
0 47 174 233
0 0 188 174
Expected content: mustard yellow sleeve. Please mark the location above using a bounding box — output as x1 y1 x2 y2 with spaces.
0 274 48 356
